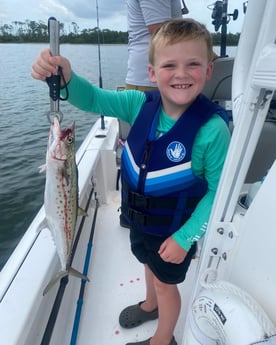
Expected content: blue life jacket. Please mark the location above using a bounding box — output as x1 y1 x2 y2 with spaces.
121 90 228 237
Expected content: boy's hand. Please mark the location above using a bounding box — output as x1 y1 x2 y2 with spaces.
158 237 187 264
31 48 72 85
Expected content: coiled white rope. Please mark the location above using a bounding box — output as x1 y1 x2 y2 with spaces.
200 269 276 337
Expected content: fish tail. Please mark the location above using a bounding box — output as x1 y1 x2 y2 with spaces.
43 270 69 295
43 267 89 295
68 267 90 282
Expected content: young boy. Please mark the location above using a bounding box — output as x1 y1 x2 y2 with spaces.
32 19 230 345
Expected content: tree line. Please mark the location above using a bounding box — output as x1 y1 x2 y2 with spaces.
0 20 240 45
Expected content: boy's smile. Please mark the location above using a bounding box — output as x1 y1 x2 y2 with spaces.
173 84 191 89
148 39 213 119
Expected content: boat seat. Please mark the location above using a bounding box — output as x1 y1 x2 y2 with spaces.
203 56 233 103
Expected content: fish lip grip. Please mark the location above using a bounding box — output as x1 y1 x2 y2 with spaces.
46 72 63 123
46 17 63 123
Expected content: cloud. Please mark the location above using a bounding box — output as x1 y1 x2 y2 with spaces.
58 0 126 21
42 0 128 30
0 0 127 31
0 0 243 33
39 0 71 18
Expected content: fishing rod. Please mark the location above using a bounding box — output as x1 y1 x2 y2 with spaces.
96 0 105 130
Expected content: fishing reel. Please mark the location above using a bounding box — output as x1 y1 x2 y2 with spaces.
210 1 238 32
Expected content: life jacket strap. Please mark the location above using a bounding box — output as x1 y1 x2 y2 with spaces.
128 190 178 209
126 188 201 210
125 207 190 227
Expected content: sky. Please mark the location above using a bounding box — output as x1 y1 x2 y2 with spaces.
0 0 244 33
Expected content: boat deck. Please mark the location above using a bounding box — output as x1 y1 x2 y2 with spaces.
68 189 197 345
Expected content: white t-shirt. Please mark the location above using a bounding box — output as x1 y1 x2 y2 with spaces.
126 0 182 87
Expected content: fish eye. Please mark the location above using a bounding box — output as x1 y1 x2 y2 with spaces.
67 136 74 144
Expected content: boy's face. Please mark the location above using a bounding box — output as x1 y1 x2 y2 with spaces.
148 38 213 118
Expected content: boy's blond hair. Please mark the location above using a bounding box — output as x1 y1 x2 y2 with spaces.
149 18 213 65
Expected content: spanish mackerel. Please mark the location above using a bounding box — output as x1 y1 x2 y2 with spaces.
40 117 88 294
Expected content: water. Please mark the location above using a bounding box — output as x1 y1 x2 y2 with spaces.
0 44 236 269
0 43 128 269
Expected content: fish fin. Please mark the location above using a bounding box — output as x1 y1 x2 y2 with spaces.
43 267 89 295
43 270 68 296
68 267 90 282
78 207 88 217
39 164 46 173
36 218 48 233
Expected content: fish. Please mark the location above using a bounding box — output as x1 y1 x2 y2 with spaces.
40 116 89 295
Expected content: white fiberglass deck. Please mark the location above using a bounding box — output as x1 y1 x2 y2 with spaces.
72 189 197 345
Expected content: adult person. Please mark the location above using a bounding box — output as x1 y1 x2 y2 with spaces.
125 0 183 91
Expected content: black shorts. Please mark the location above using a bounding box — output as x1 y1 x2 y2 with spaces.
129 226 197 284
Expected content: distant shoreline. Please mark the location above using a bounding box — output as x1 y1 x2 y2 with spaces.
0 20 240 45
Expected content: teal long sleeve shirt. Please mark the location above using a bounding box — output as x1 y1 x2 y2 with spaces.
63 71 231 251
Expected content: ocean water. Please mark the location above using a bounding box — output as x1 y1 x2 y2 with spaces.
0 43 128 269
0 43 236 269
